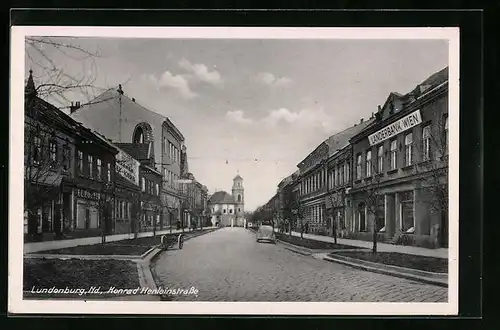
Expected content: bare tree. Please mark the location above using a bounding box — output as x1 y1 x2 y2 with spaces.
356 160 385 253
413 115 449 246
85 185 115 244
25 37 107 106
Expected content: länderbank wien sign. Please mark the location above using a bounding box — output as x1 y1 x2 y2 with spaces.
368 110 422 146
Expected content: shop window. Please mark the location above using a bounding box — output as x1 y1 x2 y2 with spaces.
377 145 384 173
366 150 372 177
405 133 413 166
390 140 397 170
400 191 414 232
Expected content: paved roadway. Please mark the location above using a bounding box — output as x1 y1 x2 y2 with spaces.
153 227 448 302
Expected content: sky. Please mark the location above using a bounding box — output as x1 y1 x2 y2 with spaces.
25 36 448 211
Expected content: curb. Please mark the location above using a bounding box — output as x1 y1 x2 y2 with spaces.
24 253 144 260
276 239 313 256
147 228 219 301
324 254 448 287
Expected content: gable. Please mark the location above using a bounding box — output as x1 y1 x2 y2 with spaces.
378 92 405 121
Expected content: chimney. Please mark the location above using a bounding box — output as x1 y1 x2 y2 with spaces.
132 98 135 102
70 101 81 114
378 105 382 112
360 118 364 123
117 84 124 95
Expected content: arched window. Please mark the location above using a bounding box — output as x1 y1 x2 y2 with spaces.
237 194 241 202
133 126 144 143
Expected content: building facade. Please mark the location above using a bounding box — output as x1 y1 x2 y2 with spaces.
69 85 187 229
347 67 449 248
24 71 120 240
295 119 373 235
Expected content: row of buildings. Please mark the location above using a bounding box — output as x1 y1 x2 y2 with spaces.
259 67 449 248
24 70 210 240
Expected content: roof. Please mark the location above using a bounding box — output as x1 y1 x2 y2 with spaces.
115 173 140 191
233 174 243 181
114 142 151 161
325 118 375 157
208 191 235 204
71 87 185 142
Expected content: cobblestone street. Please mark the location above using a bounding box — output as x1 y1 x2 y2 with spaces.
153 227 448 302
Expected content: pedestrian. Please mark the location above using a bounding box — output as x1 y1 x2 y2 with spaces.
305 221 309 234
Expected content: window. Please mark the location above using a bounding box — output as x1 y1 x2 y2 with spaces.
223 209 226 214
88 155 93 177
390 140 397 170
400 191 414 232
107 163 111 182
33 135 42 165
62 144 70 170
444 115 449 154
141 177 146 191
377 145 384 173
346 162 350 182
49 139 57 162
356 154 362 180
405 133 413 166
156 183 159 195
229 209 233 214
163 137 167 154
238 208 241 212
422 125 431 161
96 159 102 180
77 150 84 173
366 150 372 177
339 165 344 185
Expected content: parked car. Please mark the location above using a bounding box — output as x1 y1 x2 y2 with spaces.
256 223 276 243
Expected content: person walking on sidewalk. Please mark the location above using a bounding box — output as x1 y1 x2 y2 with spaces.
304 222 309 234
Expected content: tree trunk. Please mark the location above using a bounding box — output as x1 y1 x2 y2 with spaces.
372 218 378 253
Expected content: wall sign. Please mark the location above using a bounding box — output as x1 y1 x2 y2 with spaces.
368 109 422 146
77 189 100 201
116 149 140 186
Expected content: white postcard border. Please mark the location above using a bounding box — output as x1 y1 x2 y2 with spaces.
9 26 460 315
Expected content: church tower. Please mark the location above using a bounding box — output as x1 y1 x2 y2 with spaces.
232 174 244 226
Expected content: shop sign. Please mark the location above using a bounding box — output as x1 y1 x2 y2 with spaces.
77 189 100 201
368 109 422 146
116 149 140 186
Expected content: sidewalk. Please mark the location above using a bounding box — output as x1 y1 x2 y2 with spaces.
276 230 448 259
24 227 218 254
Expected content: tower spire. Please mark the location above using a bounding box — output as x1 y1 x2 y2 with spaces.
25 69 37 96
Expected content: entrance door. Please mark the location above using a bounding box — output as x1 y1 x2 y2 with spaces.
85 209 90 229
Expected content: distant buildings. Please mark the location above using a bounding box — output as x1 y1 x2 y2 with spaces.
208 174 245 227
262 66 450 248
